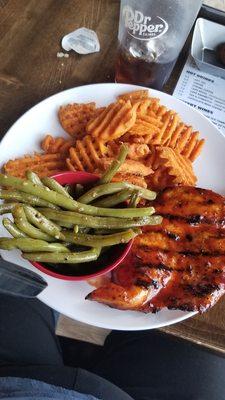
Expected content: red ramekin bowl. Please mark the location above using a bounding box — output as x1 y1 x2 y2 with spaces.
29 171 133 281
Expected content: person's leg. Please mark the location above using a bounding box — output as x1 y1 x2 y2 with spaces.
91 330 225 400
0 366 133 400
0 293 63 366
74 369 133 400
0 293 133 399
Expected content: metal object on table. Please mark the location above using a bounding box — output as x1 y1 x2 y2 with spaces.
165 4 225 94
0 257 47 298
191 17 225 78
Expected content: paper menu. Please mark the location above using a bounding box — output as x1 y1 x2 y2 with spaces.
173 55 225 136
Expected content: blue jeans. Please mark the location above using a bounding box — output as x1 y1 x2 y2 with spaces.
0 293 225 400
0 294 132 400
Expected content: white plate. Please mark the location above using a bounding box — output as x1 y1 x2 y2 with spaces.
0 83 225 331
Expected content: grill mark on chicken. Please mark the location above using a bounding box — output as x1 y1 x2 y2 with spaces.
86 266 172 310
142 268 225 313
159 213 225 227
132 250 225 273
87 186 225 314
135 232 225 254
154 186 225 225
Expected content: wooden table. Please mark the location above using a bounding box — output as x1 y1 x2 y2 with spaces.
1 0 225 353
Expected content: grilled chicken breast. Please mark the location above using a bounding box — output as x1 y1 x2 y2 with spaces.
87 186 225 313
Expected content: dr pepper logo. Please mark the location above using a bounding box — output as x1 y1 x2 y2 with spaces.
123 6 169 40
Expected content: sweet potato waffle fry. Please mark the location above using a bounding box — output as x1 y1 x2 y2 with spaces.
137 98 160 116
41 134 74 155
99 158 153 177
58 102 105 138
146 166 174 191
107 141 150 161
165 124 205 162
160 112 180 145
1 89 205 193
147 146 197 190
3 153 67 178
123 108 204 162
159 147 197 186
86 100 138 142
112 173 147 188
128 115 163 140
127 143 150 160
117 89 149 103
66 134 151 178
66 135 108 173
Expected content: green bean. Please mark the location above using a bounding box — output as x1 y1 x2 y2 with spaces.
0 189 59 209
57 221 91 232
3 218 27 238
64 185 75 198
0 237 69 252
0 174 81 211
99 144 129 184
93 228 127 234
26 171 45 186
0 202 18 215
0 174 78 207
93 228 118 235
39 208 162 229
0 174 155 218
23 247 101 263
129 191 140 208
13 206 54 241
63 228 139 247
93 190 132 208
56 220 90 232
42 177 72 199
78 182 156 204
55 220 74 229
23 205 64 240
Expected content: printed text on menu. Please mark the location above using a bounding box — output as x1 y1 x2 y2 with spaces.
173 56 225 136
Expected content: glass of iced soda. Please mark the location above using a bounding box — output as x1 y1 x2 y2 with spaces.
115 0 202 90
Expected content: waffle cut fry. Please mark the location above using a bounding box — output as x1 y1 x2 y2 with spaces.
107 141 150 161
123 107 180 148
41 135 75 155
3 153 67 178
165 124 205 162
1 90 205 193
158 147 197 185
99 158 153 177
146 166 174 191
144 145 172 190
112 173 147 188
58 102 105 138
151 146 197 187
66 135 109 173
162 112 180 144
136 97 160 115
86 100 138 142
128 115 163 141
125 109 204 163
117 89 149 103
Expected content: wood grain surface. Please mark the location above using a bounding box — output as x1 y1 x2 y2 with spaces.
1 0 225 352
0 0 119 137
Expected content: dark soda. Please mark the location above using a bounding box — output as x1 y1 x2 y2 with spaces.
115 47 176 90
